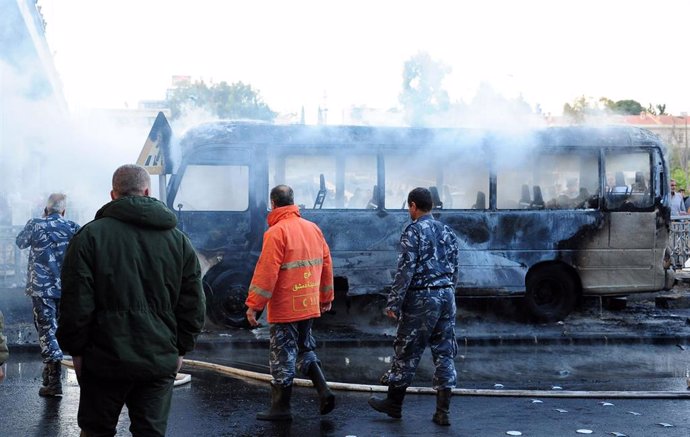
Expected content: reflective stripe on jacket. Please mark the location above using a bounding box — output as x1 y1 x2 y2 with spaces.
245 205 334 323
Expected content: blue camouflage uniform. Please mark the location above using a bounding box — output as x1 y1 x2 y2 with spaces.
269 320 319 386
384 214 460 390
16 214 79 363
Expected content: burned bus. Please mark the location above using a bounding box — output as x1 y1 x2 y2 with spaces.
140 113 674 327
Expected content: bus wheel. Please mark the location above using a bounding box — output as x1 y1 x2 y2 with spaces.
205 270 258 328
524 265 578 322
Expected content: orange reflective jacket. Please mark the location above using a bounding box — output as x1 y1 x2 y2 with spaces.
245 205 334 323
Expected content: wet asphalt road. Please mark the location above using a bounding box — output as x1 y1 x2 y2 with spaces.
3 347 690 437
5 289 690 435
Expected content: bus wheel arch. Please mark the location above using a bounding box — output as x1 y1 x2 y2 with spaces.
523 263 581 322
204 268 258 329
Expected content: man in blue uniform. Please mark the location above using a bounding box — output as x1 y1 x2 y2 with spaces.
16 193 79 396
369 187 460 426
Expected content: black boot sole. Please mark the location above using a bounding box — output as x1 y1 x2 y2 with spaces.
368 398 401 418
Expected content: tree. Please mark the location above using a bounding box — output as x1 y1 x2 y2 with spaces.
671 167 687 193
563 96 601 123
399 51 451 126
167 80 276 121
564 97 660 121
611 99 644 115
599 98 644 115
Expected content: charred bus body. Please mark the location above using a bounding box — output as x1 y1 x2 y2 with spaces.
143 114 673 327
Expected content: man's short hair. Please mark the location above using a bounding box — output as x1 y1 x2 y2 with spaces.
112 164 151 197
407 187 433 212
45 193 67 215
270 185 294 207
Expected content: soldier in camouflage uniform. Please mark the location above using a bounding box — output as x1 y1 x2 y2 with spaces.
16 193 79 397
369 187 460 426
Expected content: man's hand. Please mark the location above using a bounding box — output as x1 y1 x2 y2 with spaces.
246 307 259 327
385 309 398 320
176 356 184 373
320 301 332 313
73 356 83 379
0 363 5 383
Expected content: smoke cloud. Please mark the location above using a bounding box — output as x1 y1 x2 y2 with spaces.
1 58 157 225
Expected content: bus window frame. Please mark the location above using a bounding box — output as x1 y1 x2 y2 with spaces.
602 146 657 213
168 144 253 213
269 147 381 211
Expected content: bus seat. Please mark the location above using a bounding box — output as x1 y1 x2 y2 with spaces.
519 184 531 208
611 171 629 195
429 186 443 209
473 191 486 210
632 171 647 193
366 184 379 209
531 185 545 209
313 174 327 209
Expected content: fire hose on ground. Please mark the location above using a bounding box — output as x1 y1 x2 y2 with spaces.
62 358 690 399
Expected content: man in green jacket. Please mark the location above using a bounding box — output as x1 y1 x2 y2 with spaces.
57 164 205 437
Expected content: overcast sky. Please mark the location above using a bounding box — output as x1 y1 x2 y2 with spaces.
38 0 690 119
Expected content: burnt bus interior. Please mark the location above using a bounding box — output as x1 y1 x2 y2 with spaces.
155 118 672 328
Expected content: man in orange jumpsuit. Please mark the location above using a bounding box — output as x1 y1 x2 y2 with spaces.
246 184 335 421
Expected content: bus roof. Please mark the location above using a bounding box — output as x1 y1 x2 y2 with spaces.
178 122 664 150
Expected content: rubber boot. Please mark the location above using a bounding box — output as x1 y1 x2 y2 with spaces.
39 361 63 397
432 388 452 426
256 383 293 421
368 385 407 418
307 363 335 415
41 363 50 386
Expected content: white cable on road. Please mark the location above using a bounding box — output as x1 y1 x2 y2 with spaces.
181 359 690 399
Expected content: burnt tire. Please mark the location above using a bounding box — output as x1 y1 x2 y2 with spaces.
524 265 578 322
204 269 258 328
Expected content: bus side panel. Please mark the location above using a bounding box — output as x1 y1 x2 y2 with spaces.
443 210 608 297
301 210 408 296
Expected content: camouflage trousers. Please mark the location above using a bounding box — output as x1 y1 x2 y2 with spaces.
387 287 457 390
31 296 63 363
269 319 320 387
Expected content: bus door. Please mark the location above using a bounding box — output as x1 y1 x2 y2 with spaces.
601 149 657 292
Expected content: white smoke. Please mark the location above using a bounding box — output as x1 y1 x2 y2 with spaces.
0 57 157 225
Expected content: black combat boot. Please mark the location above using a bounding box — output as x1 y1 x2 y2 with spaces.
256 383 293 421
368 385 407 418
41 363 50 386
307 363 335 415
432 388 452 426
39 361 63 397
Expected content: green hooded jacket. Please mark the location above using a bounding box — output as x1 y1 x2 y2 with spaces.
57 196 205 380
